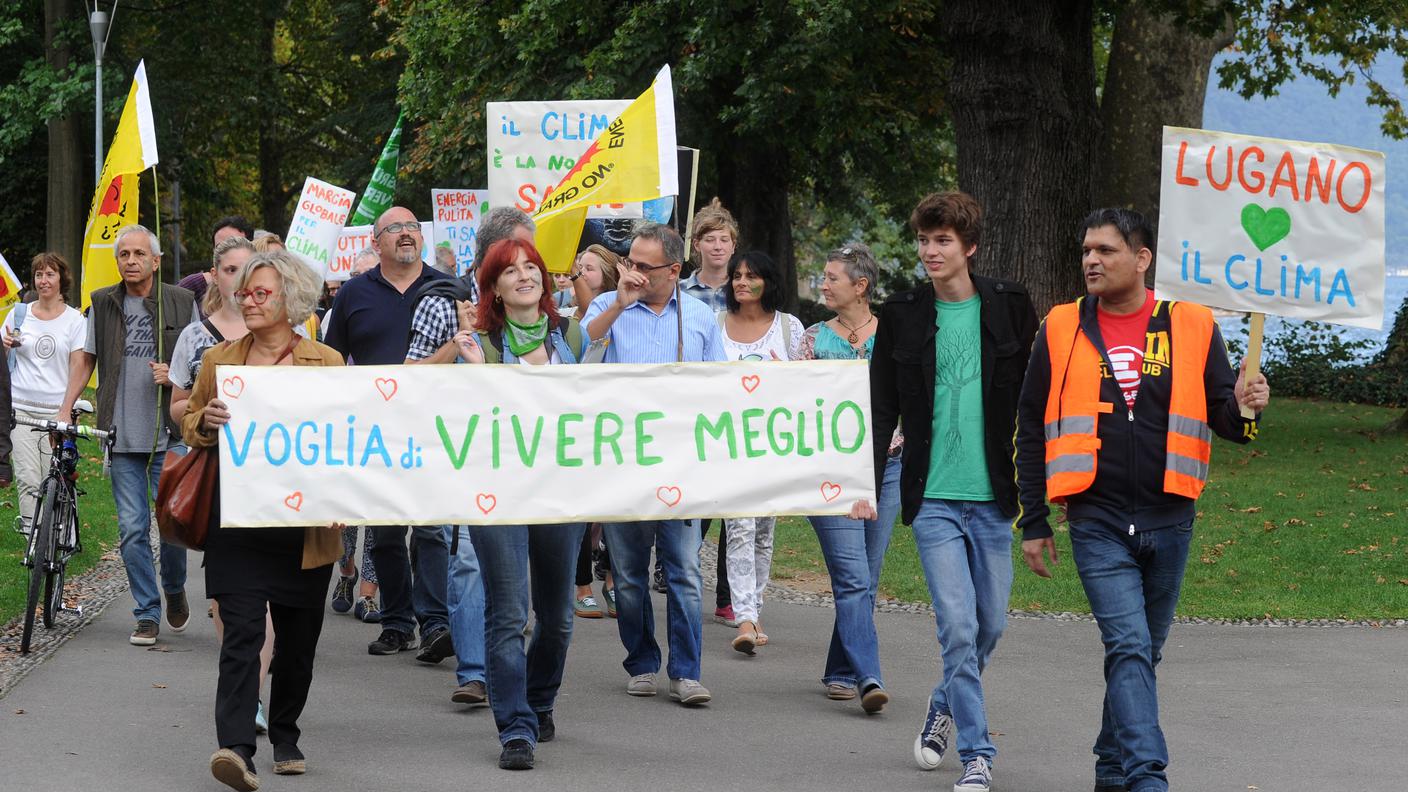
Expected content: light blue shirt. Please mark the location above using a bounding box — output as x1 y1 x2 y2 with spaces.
582 289 726 363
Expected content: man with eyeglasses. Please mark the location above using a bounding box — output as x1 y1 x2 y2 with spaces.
323 207 455 663
581 222 725 707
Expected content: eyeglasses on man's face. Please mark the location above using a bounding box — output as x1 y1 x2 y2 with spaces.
621 258 675 273
377 221 422 237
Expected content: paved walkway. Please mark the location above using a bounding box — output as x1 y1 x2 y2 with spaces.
1 554 1405 791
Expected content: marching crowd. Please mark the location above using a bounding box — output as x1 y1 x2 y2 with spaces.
3 189 1270 792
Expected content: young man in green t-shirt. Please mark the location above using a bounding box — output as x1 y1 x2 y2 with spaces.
869 192 1038 792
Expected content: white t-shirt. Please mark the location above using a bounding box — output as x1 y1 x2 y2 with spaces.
719 311 805 362
4 304 86 410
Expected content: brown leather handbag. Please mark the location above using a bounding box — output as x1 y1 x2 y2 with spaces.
156 446 217 550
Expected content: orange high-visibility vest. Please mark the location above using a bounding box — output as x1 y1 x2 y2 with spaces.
1042 298 1214 502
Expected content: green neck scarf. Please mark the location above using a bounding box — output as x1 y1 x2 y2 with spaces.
503 314 550 357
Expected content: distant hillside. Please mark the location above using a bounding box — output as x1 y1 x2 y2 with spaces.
1203 51 1406 269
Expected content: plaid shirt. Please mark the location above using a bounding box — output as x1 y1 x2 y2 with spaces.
406 295 459 361
679 272 728 312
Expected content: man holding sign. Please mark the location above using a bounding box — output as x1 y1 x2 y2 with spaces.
1014 209 1270 792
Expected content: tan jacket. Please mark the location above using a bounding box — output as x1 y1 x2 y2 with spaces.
182 334 345 569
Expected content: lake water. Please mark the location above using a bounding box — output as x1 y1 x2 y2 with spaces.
1215 275 1407 361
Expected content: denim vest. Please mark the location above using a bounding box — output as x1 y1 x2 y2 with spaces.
467 326 583 365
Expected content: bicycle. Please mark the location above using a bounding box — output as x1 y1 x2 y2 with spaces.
16 400 115 654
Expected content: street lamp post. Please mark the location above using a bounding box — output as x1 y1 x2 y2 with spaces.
88 4 115 185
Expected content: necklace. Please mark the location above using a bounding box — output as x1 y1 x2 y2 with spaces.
835 313 875 345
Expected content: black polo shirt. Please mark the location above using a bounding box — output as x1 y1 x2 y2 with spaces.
323 264 449 365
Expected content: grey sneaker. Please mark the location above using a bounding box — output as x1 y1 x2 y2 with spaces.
626 672 657 697
130 619 159 646
954 757 992 792
166 590 190 633
668 678 711 706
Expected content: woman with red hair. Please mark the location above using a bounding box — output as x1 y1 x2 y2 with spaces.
453 238 589 771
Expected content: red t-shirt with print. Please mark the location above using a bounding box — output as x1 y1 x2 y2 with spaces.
1097 289 1155 408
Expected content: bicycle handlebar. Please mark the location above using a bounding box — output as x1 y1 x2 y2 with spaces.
15 415 115 444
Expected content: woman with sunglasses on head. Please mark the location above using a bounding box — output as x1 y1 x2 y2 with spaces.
799 243 901 714
452 238 590 771
715 250 805 656
184 251 345 792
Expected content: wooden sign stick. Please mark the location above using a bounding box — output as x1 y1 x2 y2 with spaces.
1240 312 1265 419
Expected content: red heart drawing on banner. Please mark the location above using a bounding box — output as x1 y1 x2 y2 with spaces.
375 378 398 401
284 491 304 511
221 376 245 399
820 481 842 502
656 486 683 508
476 493 497 514
741 375 760 393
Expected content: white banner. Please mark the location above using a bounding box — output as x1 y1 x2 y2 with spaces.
431 189 488 277
1155 126 1386 329
216 361 875 527
328 222 436 282
486 99 641 219
286 177 356 279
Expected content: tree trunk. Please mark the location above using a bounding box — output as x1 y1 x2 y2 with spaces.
257 8 287 232
716 143 798 313
1098 5 1234 254
941 0 1100 316
45 0 84 298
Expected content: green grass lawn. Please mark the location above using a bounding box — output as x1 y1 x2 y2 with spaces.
770 398 1408 621
0 407 119 627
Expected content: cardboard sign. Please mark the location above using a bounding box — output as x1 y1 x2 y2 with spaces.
431 189 489 277
1155 126 1387 329
286 177 356 278
486 99 641 218
215 360 876 527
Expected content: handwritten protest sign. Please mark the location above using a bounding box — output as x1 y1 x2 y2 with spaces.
1155 126 1386 330
328 221 436 282
431 189 488 277
216 361 875 527
0 251 22 309
286 177 356 278
487 99 642 218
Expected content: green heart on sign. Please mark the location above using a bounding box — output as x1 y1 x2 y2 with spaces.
1240 203 1292 251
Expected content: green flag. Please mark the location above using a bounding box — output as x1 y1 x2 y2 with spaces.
349 110 404 225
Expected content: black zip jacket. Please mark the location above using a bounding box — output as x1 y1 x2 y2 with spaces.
1013 296 1259 541
870 275 1038 525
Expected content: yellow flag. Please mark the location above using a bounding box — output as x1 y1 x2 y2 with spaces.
532 65 678 272
81 61 159 309
0 250 23 310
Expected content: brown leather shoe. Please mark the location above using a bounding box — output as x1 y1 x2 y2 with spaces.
451 680 488 706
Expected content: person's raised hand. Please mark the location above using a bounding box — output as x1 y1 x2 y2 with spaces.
615 267 647 309
455 299 475 332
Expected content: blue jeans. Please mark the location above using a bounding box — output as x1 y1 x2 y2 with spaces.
444 526 485 686
368 525 449 637
810 453 901 688
911 498 1013 764
111 450 187 623
603 520 704 681
1069 519 1193 792
468 523 586 746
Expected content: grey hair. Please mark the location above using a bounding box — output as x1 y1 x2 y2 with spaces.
631 221 685 266
476 207 535 263
113 224 162 257
826 243 879 298
213 236 255 268
237 251 324 325
352 248 380 270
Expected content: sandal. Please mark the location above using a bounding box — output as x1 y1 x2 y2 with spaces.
731 621 759 655
755 623 769 646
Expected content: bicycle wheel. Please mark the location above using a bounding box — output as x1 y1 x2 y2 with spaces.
21 483 56 654
44 495 75 627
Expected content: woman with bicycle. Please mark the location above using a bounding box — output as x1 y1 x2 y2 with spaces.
182 250 344 792
3 253 86 536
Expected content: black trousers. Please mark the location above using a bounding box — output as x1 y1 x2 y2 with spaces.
699 518 731 609
214 592 326 754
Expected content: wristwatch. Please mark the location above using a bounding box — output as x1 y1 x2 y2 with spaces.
569 272 581 281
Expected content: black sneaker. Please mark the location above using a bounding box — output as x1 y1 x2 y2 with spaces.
368 628 415 655
499 738 535 770
415 627 454 664
166 590 190 633
652 562 667 593
536 710 555 742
